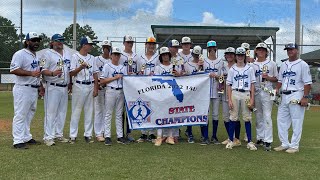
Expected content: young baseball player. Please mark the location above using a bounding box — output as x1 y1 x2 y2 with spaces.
69 36 99 144
251 43 278 151
184 45 205 144
225 47 257 151
120 35 138 142
203 40 225 145
136 37 159 143
154 47 179 146
178 36 193 63
10 32 44 149
274 43 312 153
100 47 127 145
94 40 112 142
41 34 71 146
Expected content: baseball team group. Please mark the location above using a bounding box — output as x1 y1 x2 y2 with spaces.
10 32 312 154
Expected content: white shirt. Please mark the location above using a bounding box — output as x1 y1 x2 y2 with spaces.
178 51 192 63
184 61 201 75
226 64 256 91
95 55 110 78
120 51 138 74
154 64 173 75
10 49 40 85
251 59 278 90
42 49 71 84
278 59 312 91
100 63 127 88
137 53 160 75
70 52 98 82
204 57 224 98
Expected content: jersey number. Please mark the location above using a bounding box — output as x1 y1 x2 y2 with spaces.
244 82 248 87
290 79 295 85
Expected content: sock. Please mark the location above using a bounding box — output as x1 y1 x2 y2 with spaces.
201 126 208 139
235 121 241 139
224 121 230 138
245 121 252 142
187 126 193 137
212 120 219 139
228 121 236 141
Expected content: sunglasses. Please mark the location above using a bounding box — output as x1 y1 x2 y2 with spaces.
30 38 41 42
54 39 65 43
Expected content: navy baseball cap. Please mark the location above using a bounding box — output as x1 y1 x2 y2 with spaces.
284 43 298 50
80 36 96 46
168 39 180 47
26 32 42 41
51 34 64 42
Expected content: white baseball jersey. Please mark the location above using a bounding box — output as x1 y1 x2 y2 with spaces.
203 57 224 98
226 64 256 90
70 52 98 82
100 63 127 88
42 49 71 84
10 49 40 85
120 51 138 74
137 53 160 75
95 55 110 78
154 64 173 75
278 59 312 91
184 61 200 75
178 51 192 63
251 59 278 90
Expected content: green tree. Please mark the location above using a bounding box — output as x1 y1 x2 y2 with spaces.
39 33 51 49
62 23 100 56
0 16 20 68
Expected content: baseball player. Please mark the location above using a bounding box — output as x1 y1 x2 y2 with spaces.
119 35 138 142
241 42 254 63
203 40 225 145
250 43 278 151
136 37 159 143
69 36 99 144
184 45 205 144
41 34 71 146
10 32 44 149
154 47 179 146
94 40 112 142
100 47 127 145
274 43 312 153
178 36 193 63
225 47 257 151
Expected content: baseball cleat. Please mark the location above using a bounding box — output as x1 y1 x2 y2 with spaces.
226 141 234 149
96 136 105 142
84 136 94 143
211 137 220 145
136 134 148 143
166 137 175 145
285 148 299 154
273 146 288 152
255 139 264 146
264 142 272 151
247 142 257 151
188 136 195 144
26 139 41 145
200 139 210 145
233 138 241 147
117 137 127 144
104 137 112 146
148 134 157 143
154 137 163 146
221 139 230 145
13 143 28 150
55 137 69 143
69 138 76 144
44 139 55 146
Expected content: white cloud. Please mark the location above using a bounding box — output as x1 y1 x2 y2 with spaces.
155 0 173 17
202 12 224 25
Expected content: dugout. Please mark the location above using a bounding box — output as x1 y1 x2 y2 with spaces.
151 25 279 61
301 49 320 66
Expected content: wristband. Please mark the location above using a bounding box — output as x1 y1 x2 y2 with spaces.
303 95 310 99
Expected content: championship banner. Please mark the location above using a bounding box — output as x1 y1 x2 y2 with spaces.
123 73 210 130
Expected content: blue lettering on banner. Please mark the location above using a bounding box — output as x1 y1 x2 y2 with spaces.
128 98 153 126
152 78 184 102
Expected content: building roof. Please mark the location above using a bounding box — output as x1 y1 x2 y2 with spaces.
151 25 279 50
301 49 320 66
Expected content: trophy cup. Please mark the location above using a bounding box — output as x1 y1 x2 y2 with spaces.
57 59 64 79
245 98 257 112
179 57 185 72
172 57 177 75
140 64 146 75
198 54 204 72
128 55 133 73
262 65 268 83
290 99 311 110
78 59 91 69
39 58 46 80
217 75 225 94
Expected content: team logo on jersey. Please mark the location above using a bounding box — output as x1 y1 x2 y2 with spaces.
127 98 153 126
282 71 296 78
205 67 218 73
146 62 155 68
31 60 39 69
112 71 123 77
234 74 248 81
99 66 103 72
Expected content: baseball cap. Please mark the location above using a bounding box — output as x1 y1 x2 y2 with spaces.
181 36 192 44
207 40 217 47
51 34 64 42
123 35 134 42
80 36 96 46
101 40 112 47
159 47 170 55
192 45 202 55
236 47 246 55
146 37 156 43
26 32 42 41
111 47 121 54
168 39 180 47
284 43 298 50
241 42 250 50
225 47 236 54
255 42 268 50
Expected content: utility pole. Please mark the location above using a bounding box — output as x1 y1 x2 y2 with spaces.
20 0 23 49
73 0 77 50
295 0 301 56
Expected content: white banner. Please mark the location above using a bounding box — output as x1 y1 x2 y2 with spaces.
123 73 210 130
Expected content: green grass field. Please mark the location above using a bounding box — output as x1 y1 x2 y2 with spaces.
0 91 319 180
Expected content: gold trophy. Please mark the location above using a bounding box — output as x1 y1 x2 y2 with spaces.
78 59 91 69
245 99 257 112
39 58 46 71
290 99 311 110
179 57 185 72
217 75 225 94
57 59 64 79
128 55 133 73
140 64 146 75
198 54 204 72
172 57 177 75
262 65 268 83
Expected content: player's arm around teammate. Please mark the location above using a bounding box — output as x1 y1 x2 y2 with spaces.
226 47 257 151
100 47 127 145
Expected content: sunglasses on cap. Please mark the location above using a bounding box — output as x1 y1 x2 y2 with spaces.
30 38 41 42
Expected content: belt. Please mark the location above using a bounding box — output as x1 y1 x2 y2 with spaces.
76 81 94 85
24 84 40 88
282 90 297 95
234 88 248 92
110 87 123 90
49 83 67 87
